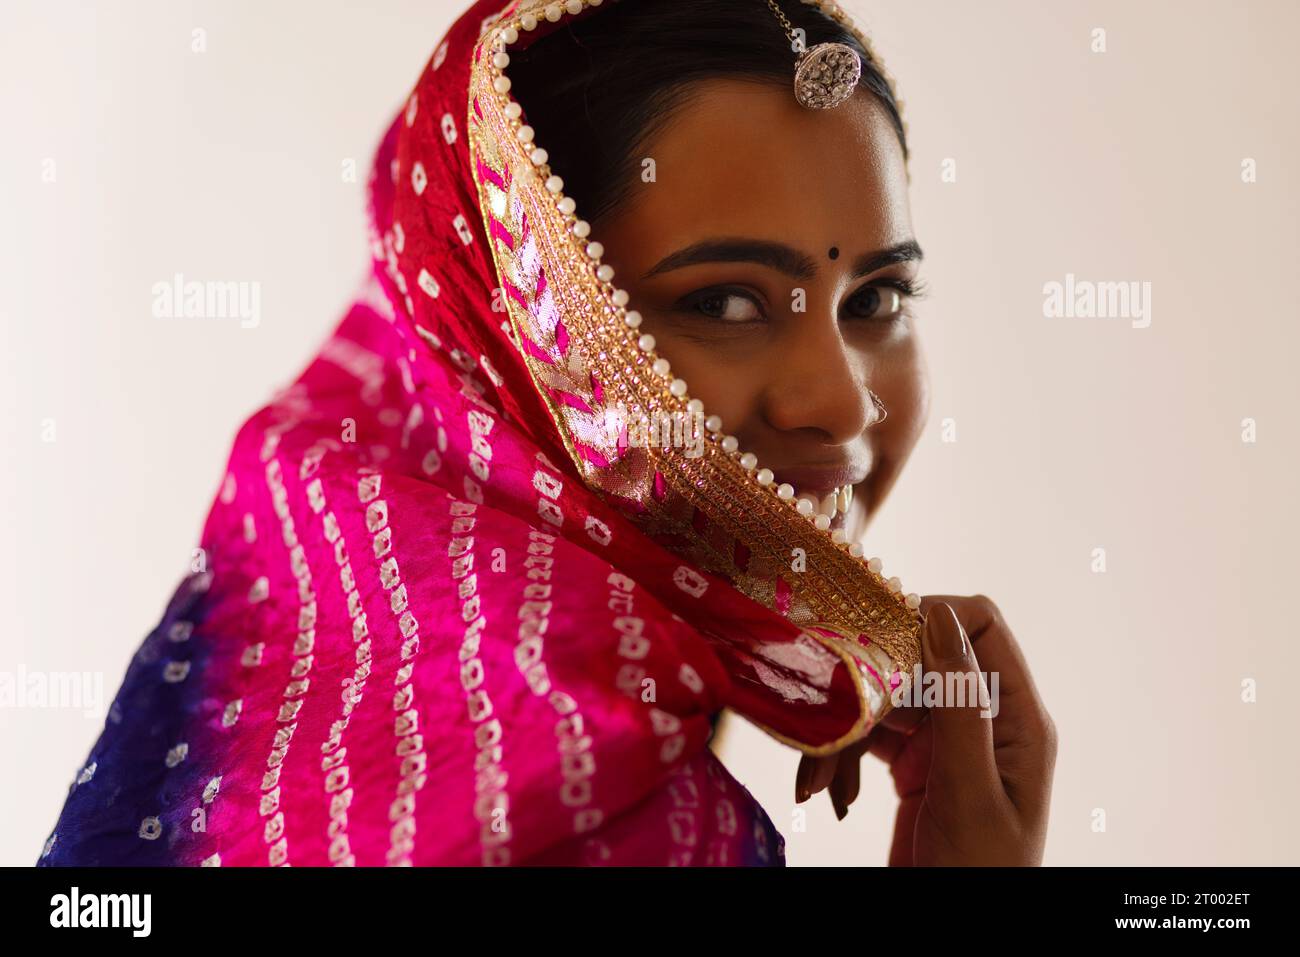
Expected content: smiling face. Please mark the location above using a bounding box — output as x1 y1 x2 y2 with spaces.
593 78 929 537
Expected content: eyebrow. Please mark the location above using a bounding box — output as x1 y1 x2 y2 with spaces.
642 237 924 281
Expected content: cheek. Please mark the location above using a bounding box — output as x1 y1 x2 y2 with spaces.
870 340 929 456
652 335 759 424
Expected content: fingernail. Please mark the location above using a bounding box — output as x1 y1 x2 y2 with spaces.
832 796 848 821
925 603 967 660
796 786 809 804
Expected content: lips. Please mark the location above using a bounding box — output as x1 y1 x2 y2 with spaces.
772 465 868 499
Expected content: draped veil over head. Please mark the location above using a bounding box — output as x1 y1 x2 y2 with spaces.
38 0 920 867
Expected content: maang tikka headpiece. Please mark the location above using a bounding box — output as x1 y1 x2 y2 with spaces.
765 0 863 109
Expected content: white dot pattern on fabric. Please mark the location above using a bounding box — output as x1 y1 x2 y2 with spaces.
162 661 191 683
138 817 162 841
452 214 473 245
222 699 243 727
165 743 189 768
673 566 710 598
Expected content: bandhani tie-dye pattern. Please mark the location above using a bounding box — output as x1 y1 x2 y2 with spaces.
37 0 904 867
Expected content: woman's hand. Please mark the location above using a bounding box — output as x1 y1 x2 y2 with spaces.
795 595 1058 865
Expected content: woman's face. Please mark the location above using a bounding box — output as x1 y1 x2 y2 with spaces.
594 78 929 538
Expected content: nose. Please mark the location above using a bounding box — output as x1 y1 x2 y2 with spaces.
758 313 875 445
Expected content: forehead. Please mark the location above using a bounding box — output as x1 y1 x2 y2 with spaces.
610 77 912 248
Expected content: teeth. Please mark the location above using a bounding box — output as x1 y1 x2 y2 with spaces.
792 484 857 522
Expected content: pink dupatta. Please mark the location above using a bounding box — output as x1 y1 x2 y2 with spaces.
39 0 920 868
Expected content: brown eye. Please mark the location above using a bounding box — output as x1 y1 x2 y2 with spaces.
846 285 903 321
688 289 763 323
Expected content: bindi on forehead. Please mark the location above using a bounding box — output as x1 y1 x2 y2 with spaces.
828 246 839 260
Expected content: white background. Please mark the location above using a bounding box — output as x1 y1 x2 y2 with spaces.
2 0 1297 866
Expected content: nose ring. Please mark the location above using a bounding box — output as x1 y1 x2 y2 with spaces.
867 389 889 426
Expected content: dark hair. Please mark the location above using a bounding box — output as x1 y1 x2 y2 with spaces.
507 0 908 225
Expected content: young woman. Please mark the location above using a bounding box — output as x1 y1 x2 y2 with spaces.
38 0 1055 867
